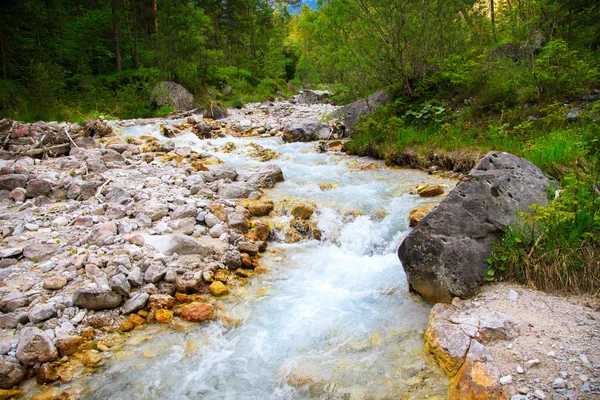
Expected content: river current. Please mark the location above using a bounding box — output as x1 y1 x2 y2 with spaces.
80 119 455 399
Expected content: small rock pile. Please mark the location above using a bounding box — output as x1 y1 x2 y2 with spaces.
425 284 600 400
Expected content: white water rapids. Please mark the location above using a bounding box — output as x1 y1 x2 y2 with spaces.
80 119 456 399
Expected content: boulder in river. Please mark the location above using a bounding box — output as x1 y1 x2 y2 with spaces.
237 164 284 189
336 89 389 131
283 119 330 142
151 81 195 112
398 151 550 303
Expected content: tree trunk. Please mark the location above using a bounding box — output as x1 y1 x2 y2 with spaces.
112 0 122 72
491 0 498 43
132 0 139 69
0 31 6 80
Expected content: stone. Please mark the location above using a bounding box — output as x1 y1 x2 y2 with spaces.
143 200 169 221
127 267 144 287
516 365 524 374
336 89 389 131
43 276 67 290
449 340 503 400
52 216 69 227
290 204 314 220
217 181 255 199
246 200 274 216
210 164 238 180
82 350 103 367
28 303 57 324
254 221 270 241
500 375 513 385
417 184 445 197
533 390 546 399
477 312 519 343
0 175 27 192
223 251 242 269
408 205 434 227
552 378 565 389
0 312 29 329
204 104 228 120
109 274 131 296
424 304 471 376
209 281 229 296
398 151 550 303
144 263 167 284
23 243 59 262
238 241 259 256
147 294 175 310
283 119 331 142
72 287 123 310
227 212 248 232
160 234 223 257
0 292 28 313
0 248 23 259
155 309 173 323
507 289 519 302
0 356 26 389
35 362 58 385
9 187 26 202
181 303 215 322
26 179 52 198
121 292 149 314
170 204 197 220
16 327 58 366
55 335 83 357
297 90 328 104
151 81 195 112
237 164 284 189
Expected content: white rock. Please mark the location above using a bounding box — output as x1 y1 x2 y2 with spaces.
552 377 565 389
533 389 545 399
579 353 591 367
52 216 69 227
516 365 524 374
500 375 513 385
507 289 519 302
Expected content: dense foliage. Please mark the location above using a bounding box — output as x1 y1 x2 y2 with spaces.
0 0 299 122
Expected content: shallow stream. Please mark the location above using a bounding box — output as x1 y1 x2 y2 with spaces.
81 120 456 399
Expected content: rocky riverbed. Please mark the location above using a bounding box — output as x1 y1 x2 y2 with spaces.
0 98 458 399
1 96 598 400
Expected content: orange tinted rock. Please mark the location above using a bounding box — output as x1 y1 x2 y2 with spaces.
417 184 445 197
127 314 145 327
154 309 173 323
181 303 215 323
408 205 434 227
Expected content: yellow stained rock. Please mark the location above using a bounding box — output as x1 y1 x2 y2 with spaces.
0 389 24 400
409 205 434 227
417 184 445 197
209 281 229 296
155 309 174 323
256 287 270 296
128 313 145 327
209 203 228 221
31 387 61 400
82 350 103 368
245 200 274 216
118 320 134 333
290 204 314 220
318 182 339 191
142 350 156 359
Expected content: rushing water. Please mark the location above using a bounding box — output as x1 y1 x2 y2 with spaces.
79 121 455 399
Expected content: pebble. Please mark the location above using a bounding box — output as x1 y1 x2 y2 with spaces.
508 289 519 302
516 365 524 374
526 359 541 369
579 374 589 382
500 375 513 385
533 389 546 399
558 371 568 379
579 353 591 367
552 377 565 389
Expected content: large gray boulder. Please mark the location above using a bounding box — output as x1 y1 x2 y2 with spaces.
16 327 58 366
398 152 550 303
297 90 329 104
336 89 389 131
151 81 195 112
283 120 330 142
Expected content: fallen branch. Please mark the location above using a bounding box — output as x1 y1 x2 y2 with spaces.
23 143 70 157
65 128 80 149
95 178 112 200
